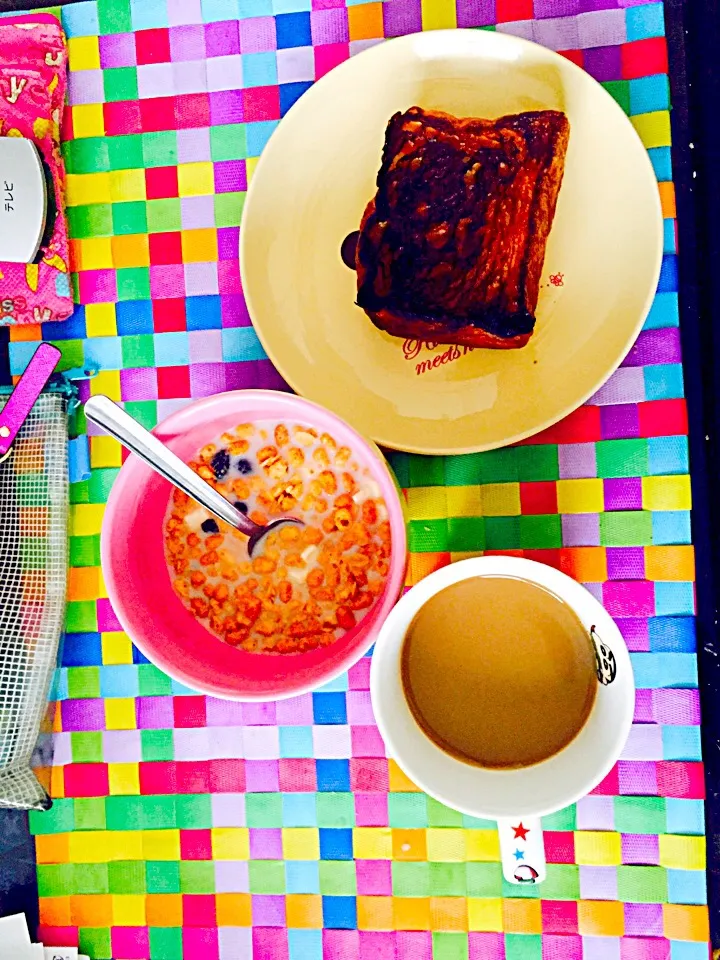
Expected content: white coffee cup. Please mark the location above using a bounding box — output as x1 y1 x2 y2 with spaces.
370 556 634 885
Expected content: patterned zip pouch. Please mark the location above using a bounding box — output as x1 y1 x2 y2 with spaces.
0 14 71 326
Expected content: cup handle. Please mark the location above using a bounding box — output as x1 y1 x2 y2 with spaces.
497 817 546 884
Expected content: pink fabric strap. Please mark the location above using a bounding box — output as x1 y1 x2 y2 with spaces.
0 343 61 456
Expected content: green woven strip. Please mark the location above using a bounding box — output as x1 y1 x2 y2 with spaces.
71 732 103 764
75 864 110 896
74 798 106 832
445 454 484 486
37 863 74 897
146 861 181 894
614 797 667 834
409 455 446 487
408 519 450 552
66 665 101 698
316 793 354 828
532 865 580 901
245 793 283 827
139 796 178 831
148 929 183 957
176 795 212 829
79 930 113 959
542 806 576 831
393 862 430 897
68 204 113 238
596 439 649 478
429 862 467 896
428 798 465 827
137 664 173 697
105 796 146 830
484 516 521 550
319 861 356 895
69 535 101 567
30 798 74 834
112 201 147 235
505 935 542 960
447 517 485 552
389 794 430 828
433 932 470 960
519 514 563 549
122 339 157 370
602 79 632 114
180 861 216 893
515 446 560 482
250 861 285 894
617 865 668 902
600 511 654 546
104 66 138 103
466 862 502 898
108 861 147 894
140 730 174 762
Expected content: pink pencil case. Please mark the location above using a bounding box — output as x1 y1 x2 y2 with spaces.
0 14 71 326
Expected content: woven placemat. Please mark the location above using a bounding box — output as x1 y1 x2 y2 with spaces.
6 0 707 957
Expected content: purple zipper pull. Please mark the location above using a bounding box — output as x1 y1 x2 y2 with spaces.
0 343 61 459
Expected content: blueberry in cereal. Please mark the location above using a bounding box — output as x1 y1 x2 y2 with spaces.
210 449 231 479
164 419 391 654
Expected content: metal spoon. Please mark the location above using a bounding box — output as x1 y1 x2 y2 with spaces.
85 395 303 557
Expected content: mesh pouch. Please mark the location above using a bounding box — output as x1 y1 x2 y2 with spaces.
0 385 71 809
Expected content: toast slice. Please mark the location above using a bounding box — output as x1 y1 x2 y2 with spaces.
356 106 570 349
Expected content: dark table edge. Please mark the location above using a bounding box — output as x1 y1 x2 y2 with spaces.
666 0 720 945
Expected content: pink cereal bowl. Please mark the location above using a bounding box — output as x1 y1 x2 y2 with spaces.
101 390 408 701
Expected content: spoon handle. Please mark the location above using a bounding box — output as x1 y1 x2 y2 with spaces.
84 395 257 536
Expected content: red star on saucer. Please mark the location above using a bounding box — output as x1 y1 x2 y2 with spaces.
511 822 530 840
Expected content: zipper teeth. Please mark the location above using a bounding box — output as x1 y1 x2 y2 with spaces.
0 381 76 396
0 375 81 411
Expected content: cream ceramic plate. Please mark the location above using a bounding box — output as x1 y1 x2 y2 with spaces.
241 29 663 455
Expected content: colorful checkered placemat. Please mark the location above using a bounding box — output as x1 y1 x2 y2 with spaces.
6 0 706 957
